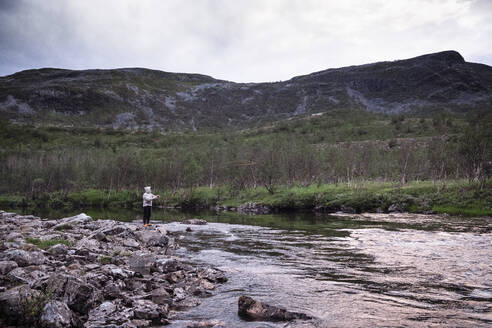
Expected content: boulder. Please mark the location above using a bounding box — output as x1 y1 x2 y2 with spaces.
101 225 127 236
49 244 69 256
0 212 18 219
129 254 156 275
181 219 207 225
238 296 312 322
197 267 227 283
0 260 18 275
39 300 74 328
103 281 123 300
151 287 172 305
85 300 134 327
110 267 136 280
63 276 101 314
133 299 169 324
5 232 23 242
134 230 170 247
53 213 92 230
155 258 189 274
4 249 45 267
123 238 140 248
7 267 49 287
0 285 41 325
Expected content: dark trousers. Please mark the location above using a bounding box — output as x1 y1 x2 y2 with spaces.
143 206 151 224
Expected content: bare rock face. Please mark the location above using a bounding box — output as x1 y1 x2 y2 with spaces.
2 51 492 131
238 295 312 322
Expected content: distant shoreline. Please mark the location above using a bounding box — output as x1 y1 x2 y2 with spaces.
2 180 491 217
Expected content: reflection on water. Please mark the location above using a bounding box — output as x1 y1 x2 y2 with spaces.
162 213 492 328
10 207 492 327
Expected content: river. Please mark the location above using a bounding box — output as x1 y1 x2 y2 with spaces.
14 208 492 327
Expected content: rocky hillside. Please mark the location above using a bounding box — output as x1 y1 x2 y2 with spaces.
1 51 491 131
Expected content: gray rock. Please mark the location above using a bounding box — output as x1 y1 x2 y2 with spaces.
4 249 45 267
0 260 18 275
5 232 23 242
85 300 134 327
7 267 49 287
129 254 156 275
238 295 312 322
92 231 107 241
123 238 140 248
49 244 69 255
102 225 127 236
63 276 101 314
0 212 17 219
181 219 207 225
18 214 40 221
110 267 135 280
39 300 74 328
6 267 30 284
197 267 227 283
173 287 187 302
75 238 101 252
0 285 41 325
151 287 172 305
155 258 188 274
134 230 170 247
133 299 169 324
166 270 185 283
53 213 92 230
39 234 64 242
103 281 123 300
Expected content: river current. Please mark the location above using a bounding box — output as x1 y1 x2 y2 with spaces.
18 208 492 327
161 212 492 327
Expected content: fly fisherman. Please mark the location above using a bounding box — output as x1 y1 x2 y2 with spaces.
143 186 160 227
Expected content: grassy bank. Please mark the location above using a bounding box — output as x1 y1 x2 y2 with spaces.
1 180 491 217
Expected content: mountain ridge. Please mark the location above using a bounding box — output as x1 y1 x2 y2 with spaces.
1 50 491 131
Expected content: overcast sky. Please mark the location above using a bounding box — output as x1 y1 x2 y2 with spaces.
1 0 491 82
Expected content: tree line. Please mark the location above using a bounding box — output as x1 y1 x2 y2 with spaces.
1 117 490 198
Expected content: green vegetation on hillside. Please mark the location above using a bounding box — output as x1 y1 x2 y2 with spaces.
1 109 491 215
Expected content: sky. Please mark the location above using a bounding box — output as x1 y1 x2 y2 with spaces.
1 0 491 82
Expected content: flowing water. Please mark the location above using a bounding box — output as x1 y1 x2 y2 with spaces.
15 208 492 327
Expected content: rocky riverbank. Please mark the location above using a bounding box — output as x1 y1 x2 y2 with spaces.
0 210 228 328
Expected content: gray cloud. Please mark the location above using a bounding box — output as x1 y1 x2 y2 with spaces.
0 0 491 82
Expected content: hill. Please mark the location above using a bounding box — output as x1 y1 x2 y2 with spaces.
1 50 491 131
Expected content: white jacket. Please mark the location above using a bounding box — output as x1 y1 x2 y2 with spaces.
142 186 158 207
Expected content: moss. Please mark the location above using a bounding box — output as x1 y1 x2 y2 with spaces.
99 256 112 264
25 237 71 250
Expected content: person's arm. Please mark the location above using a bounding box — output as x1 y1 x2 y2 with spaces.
143 193 154 202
